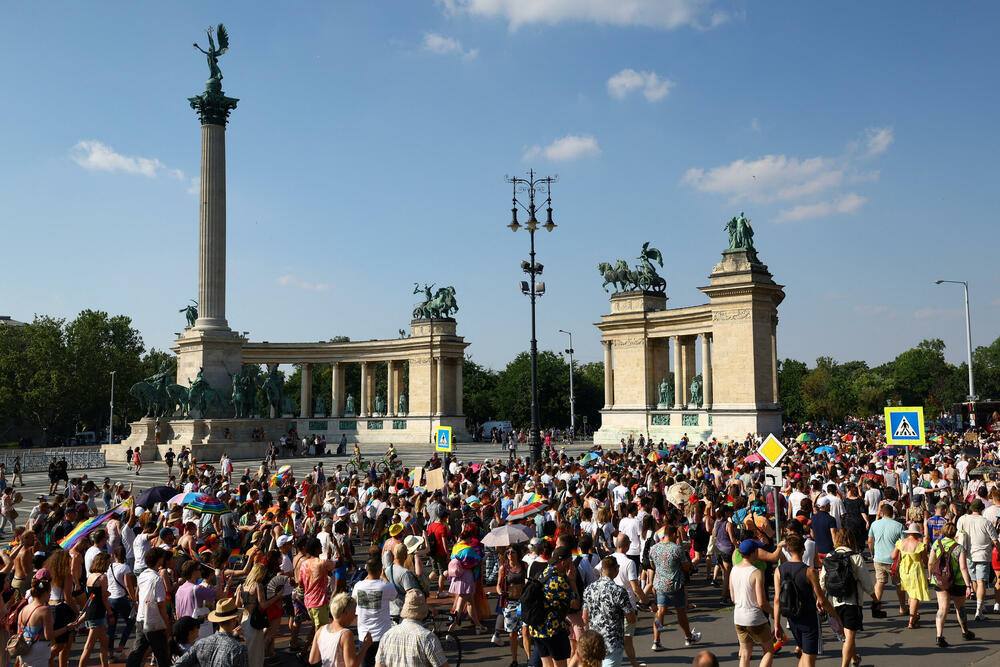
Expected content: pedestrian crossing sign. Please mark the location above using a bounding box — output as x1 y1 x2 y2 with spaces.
884 407 925 447
435 426 453 452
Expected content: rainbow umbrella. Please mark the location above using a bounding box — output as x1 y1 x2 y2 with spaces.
581 452 602 464
185 495 228 515
451 539 483 569
840 434 855 442
930 435 948 445
876 447 904 457
647 450 669 462
796 433 817 443
507 501 545 521
60 498 132 549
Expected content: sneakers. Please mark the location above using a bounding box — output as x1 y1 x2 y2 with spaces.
491 633 503 646
685 631 702 646
651 642 663 652
994 603 1000 613
962 630 976 641
936 636 949 648
975 613 985 622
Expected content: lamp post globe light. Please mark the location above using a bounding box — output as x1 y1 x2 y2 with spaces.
935 279 977 426
559 329 575 438
506 170 557 465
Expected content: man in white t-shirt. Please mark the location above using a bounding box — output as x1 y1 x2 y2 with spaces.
126 547 170 667
85 529 109 573
787 481 808 519
352 559 396 657
618 504 643 559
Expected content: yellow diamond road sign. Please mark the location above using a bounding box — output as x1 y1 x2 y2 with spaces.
758 434 787 467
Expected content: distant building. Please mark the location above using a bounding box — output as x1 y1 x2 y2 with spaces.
0 315 25 327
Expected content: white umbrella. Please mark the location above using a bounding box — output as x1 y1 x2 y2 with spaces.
482 523 533 547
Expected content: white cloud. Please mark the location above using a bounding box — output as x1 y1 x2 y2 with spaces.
422 32 478 59
607 69 674 101
277 274 329 292
71 140 197 195
523 134 601 162
853 304 888 316
751 118 761 133
438 0 729 30
861 127 893 157
773 193 867 223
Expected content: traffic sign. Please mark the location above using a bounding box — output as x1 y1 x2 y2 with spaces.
764 466 783 489
884 407 925 447
757 434 787 466
435 426 453 452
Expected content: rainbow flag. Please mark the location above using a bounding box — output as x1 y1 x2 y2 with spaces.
228 548 242 565
59 498 132 549
523 493 544 504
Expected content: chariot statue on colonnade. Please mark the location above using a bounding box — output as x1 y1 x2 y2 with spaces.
412 284 459 319
598 242 667 293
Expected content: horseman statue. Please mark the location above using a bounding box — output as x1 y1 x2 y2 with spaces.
129 359 191 419
412 284 459 319
230 365 260 419
260 366 284 418
187 368 228 418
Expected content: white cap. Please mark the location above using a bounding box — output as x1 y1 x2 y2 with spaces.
276 535 293 547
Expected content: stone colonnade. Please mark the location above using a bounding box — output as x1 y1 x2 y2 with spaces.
601 333 717 410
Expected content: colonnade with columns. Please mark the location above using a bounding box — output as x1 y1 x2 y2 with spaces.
601 333 714 411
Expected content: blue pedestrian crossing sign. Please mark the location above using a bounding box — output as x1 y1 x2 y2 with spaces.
435 426 453 452
884 407 925 447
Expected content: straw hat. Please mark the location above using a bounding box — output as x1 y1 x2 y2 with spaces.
404 535 426 554
207 597 242 623
400 590 429 620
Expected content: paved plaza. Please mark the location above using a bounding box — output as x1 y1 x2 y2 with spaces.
9 444 1000 667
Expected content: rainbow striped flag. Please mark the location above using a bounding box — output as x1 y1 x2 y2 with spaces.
59 498 133 549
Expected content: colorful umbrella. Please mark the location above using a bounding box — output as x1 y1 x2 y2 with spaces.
930 435 948 445
796 433 817 443
875 447 904 458
482 524 532 547
581 452 602 464
60 498 132 549
522 493 545 505
185 495 228 515
744 453 764 464
814 445 836 455
506 501 545 521
969 465 1000 475
647 450 669 462
840 434 855 442
168 492 202 506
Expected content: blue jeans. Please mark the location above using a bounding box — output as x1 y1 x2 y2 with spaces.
109 597 135 649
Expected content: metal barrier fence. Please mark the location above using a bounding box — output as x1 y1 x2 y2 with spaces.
0 450 106 473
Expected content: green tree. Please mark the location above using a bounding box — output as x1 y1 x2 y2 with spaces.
462 357 498 428
891 339 952 412
777 359 809 422
494 350 572 429
973 336 1000 401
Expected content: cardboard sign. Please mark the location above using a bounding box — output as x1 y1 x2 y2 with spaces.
423 467 445 492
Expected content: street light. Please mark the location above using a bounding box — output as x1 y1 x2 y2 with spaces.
109 370 116 444
935 279 977 426
559 329 575 439
506 169 557 465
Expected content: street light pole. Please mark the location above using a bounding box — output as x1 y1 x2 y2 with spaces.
506 170 557 466
559 329 575 438
935 280 976 427
109 370 116 444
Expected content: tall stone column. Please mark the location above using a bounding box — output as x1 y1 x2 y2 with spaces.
387 361 396 417
267 363 278 418
701 334 713 410
771 321 779 405
360 361 369 418
680 339 690 406
602 341 614 409
454 356 464 416
330 363 342 418
672 337 682 409
189 83 238 331
300 363 312 418
435 358 446 416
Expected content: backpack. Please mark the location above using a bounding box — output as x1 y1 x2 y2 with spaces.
640 536 654 571
822 550 856 599
426 529 438 555
779 563 807 618
520 574 549 628
932 540 957 590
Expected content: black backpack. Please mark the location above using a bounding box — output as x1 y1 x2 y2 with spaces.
823 550 856 599
520 574 548 628
779 563 807 618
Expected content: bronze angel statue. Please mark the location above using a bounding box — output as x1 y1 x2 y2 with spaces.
193 24 230 84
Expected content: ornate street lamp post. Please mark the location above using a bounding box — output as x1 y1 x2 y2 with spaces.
505 170 557 465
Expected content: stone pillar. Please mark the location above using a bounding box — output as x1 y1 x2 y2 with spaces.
455 356 464 416
267 363 278 418
330 363 342 418
771 323 779 404
360 361 369 418
300 363 312 418
672 337 682 409
680 338 690 406
387 361 396 417
194 123 229 331
701 334 713 410
435 358 446 416
603 341 614 409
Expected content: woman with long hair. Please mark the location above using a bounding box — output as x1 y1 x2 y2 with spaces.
891 522 931 629
237 561 283 667
44 549 80 667
929 522 975 646
448 523 485 634
16 577 81 667
77 553 113 667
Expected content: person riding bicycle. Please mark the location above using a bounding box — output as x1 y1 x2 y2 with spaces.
385 443 398 466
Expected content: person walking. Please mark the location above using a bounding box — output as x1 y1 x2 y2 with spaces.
890 522 931 629
582 556 636 667
956 499 1000 621
107 546 137 661
126 548 172 667
773 534 838 667
867 504 903 617
929 522 976 646
820 529 875 667
77 553 114 667
526 546 579 667
649 524 701 651
352 559 397 667
730 540 775 667
374 590 449 667
173 598 250 667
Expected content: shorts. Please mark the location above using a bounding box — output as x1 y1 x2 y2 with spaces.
623 620 636 637
788 616 821 655
432 554 448 576
935 584 967 597
657 588 686 609
292 587 307 619
84 618 107 630
334 566 347 581
874 561 900 585
834 604 864 632
602 645 625 667
970 561 990 582
535 632 571 661
715 550 733 567
502 600 522 633
282 596 294 618
734 622 773 648
52 603 75 644
307 605 330 628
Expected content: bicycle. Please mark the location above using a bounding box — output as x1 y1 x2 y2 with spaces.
424 611 462 667
376 455 402 476
345 455 365 476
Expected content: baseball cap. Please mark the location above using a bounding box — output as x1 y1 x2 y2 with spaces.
159 528 174 539
551 546 573 562
738 539 764 556
276 535 293 547
816 496 831 508
34 568 52 581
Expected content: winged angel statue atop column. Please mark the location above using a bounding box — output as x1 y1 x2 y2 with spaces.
193 24 229 85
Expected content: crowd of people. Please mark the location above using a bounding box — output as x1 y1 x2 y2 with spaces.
0 414 997 667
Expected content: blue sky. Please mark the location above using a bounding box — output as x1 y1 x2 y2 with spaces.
2 1 998 372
